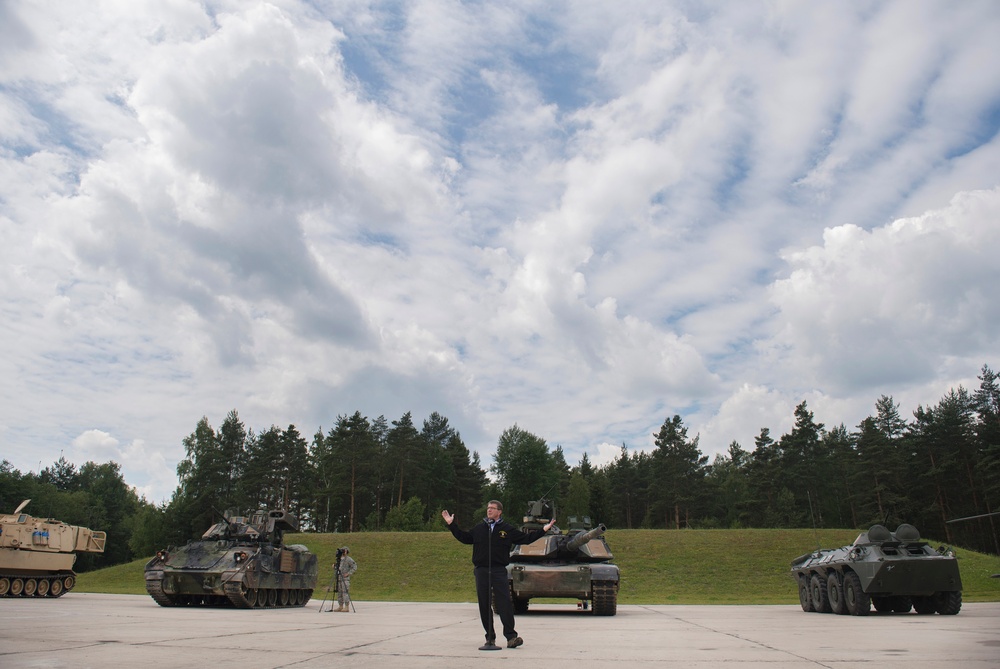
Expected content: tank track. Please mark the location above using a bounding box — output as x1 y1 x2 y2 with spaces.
0 573 74 598
145 579 177 606
591 580 618 616
223 582 313 608
145 579 312 609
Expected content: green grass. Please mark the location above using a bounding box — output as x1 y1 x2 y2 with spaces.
78 529 1000 604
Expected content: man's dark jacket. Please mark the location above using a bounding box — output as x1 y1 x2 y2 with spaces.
448 517 546 568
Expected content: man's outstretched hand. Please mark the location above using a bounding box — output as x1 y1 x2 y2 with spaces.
544 517 557 532
441 509 454 525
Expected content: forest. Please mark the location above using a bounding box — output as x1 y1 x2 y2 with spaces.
2 364 998 569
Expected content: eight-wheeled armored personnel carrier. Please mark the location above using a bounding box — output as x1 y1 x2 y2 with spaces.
144 508 317 608
0 499 107 598
790 523 962 616
506 499 620 615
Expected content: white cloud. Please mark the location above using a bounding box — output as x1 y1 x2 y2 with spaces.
771 187 1000 393
2 0 999 500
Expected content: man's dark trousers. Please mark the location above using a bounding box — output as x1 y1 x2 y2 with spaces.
474 566 515 641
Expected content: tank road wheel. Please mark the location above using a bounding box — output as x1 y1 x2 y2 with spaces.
809 574 830 613
63 576 75 592
24 579 38 596
798 576 813 612
266 588 278 608
912 596 936 614
826 572 846 615
246 588 259 608
932 590 962 615
0 577 10 596
36 579 51 597
278 589 290 607
49 578 65 598
592 580 618 616
11 579 24 596
843 571 870 616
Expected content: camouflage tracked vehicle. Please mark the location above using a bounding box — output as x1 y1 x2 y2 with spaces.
506 499 620 615
0 499 107 598
144 509 317 608
790 523 962 616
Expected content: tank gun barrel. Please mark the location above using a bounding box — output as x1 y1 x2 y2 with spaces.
566 524 606 552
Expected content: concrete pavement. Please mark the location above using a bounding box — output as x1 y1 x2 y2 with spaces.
1 594 998 668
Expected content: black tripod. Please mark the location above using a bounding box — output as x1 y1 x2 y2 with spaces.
319 554 354 613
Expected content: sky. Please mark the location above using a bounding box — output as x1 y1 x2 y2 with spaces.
2 0 999 504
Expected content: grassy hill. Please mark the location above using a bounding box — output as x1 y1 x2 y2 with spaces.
78 528 1000 604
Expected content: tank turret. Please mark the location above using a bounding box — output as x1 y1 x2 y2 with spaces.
790 523 963 616
0 499 107 598
504 498 620 615
144 507 317 609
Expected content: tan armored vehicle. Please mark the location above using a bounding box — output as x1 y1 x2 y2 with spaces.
0 499 107 598
506 499 620 615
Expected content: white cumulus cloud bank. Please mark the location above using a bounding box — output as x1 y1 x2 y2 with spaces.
1 0 999 500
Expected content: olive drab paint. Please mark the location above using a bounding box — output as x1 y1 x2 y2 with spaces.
144 508 318 608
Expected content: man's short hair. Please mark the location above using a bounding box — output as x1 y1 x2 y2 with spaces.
488 500 503 512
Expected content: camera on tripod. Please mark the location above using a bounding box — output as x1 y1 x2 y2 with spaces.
335 548 345 560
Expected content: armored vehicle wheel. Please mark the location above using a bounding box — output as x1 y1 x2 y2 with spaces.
24 579 38 596
809 574 830 613
49 578 64 597
0 577 9 596
592 580 617 616
797 577 813 612
912 595 936 614
266 588 278 607
843 571 870 616
63 576 75 592
37 578 50 597
826 572 846 615
11 578 24 596
278 589 289 606
932 590 961 615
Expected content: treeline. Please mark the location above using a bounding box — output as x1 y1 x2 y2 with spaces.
3 364 998 567
590 364 1000 556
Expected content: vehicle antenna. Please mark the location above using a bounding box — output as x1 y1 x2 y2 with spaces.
807 490 820 550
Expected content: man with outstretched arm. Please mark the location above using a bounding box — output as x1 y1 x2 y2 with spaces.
442 501 556 650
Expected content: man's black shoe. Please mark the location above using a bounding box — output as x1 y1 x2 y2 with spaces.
507 636 523 649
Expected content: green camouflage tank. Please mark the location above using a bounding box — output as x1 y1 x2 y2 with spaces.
144 509 317 608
